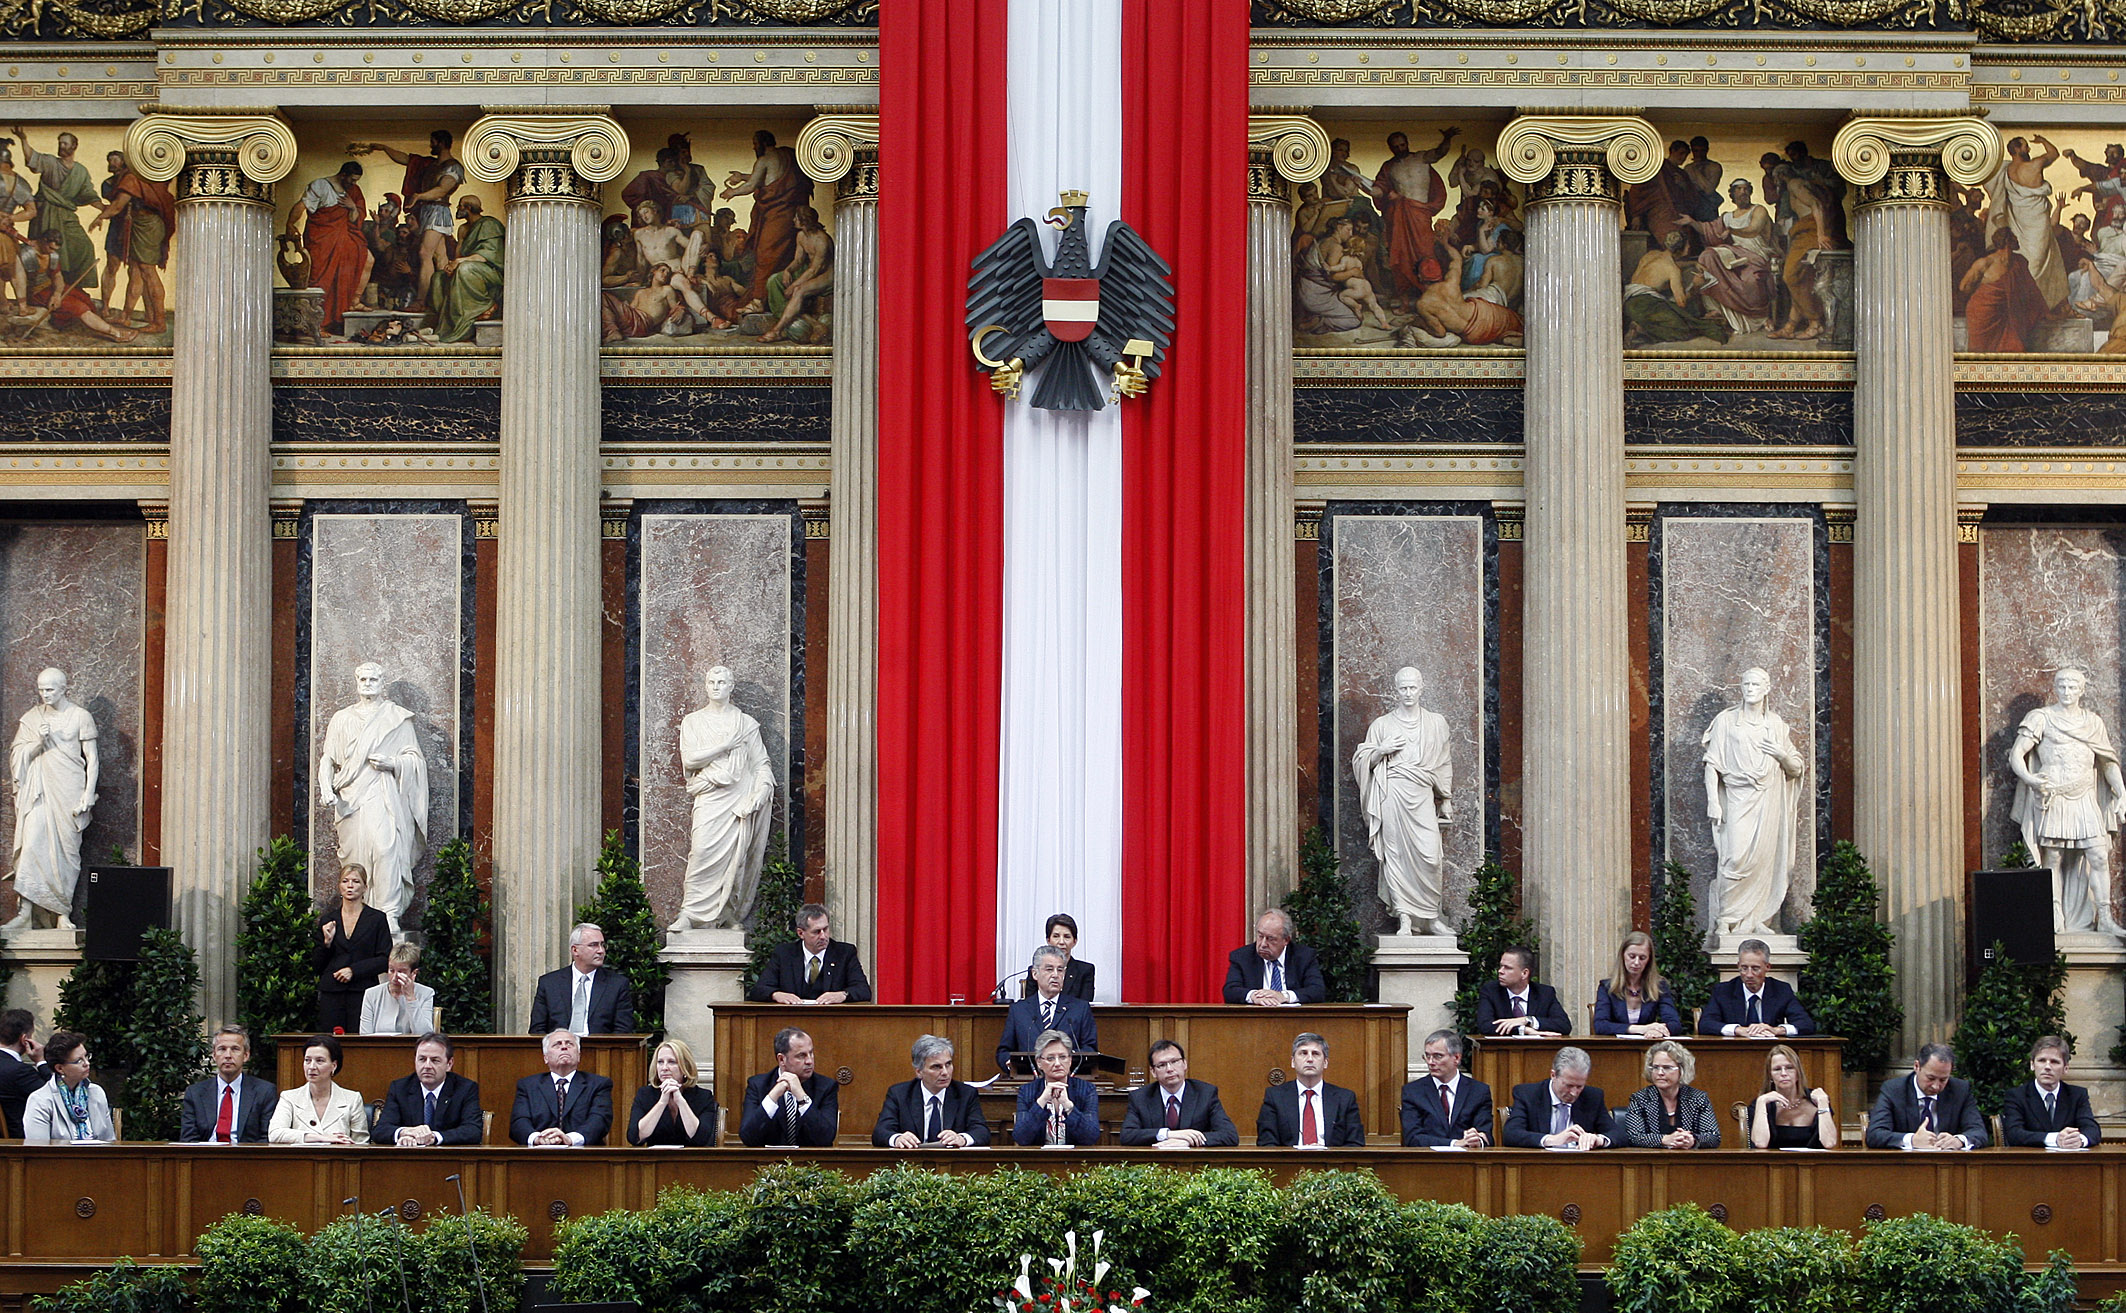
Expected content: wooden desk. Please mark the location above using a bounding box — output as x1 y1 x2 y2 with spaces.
1471 1036 1845 1140
273 1035 651 1139
712 1004 1411 1141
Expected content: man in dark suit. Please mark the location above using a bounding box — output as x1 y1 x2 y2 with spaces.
527 922 635 1035
178 1025 277 1144
374 1032 485 1146
0 1010 50 1138
1401 1028 1493 1148
1696 939 1815 1036
997 945 1098 1073
1257 1032 1365 1147
738 1026 840 1146
1502 1047 1615 1148
748 903 874 1004
1223 909 1326 1005
1121 1039 1239 1148
1475 946 1573 1037
873 1034 991 1148
1867 1043 1988 1149
509 1029 615 1147
2002 1035 2101 1148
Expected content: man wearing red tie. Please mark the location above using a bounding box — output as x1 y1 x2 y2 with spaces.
1256 1032 1365 1148
1120 1039 1239 1147
1399 1029 1493 1147
178 1026 276 1144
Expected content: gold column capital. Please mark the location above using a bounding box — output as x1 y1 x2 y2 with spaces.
1498 113 1661 206
124 111 297 206
1248 114 1331 202
1833 114 2000 208
796 112 880 202
463 109 629 204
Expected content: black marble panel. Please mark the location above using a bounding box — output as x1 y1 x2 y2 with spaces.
601 385 831 445
155 0 874 30
1625 390 1853 446
1957 392 2126 447
1296 387 1521 445
0 387 170 444
272 387 499 445
1252 0 1960 33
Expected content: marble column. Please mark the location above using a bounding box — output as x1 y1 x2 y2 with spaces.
796 113 881 963
1831 115 2001 1052
1499 116 1660 1009
1244 115 1329 918
124 113 296 1023
463 113 628 1030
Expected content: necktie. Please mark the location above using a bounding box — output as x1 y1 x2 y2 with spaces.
1512 995 1527 1018
1270 960 1284 994
925 1096 941 1143
215 1085 234 1142
1920 1096 1936 1131
2045 1091 2058 1126
1301 1088 1319 1145
1552 1101 1570 1135
1747 994 1762 1027
783 1088 801 1143
1041 999 1056 1030
1165 1095 1182 1130
1049 1091 1066 1144
570 974 591 1035
1438 1080 1453 1122
424 1089 437 1129
807 954 821 986
555 1078 569 1126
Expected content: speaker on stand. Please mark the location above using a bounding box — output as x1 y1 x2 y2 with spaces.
1967 868 2054 977
82 866 172 962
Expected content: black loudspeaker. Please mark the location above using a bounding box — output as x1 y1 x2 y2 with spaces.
1969 868 2054 972
82 866 172 961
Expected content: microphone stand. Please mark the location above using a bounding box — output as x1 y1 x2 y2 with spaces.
444 1173 490 1313
379 1206 413 1313
986 969 1029 1005
342 1198 374 1313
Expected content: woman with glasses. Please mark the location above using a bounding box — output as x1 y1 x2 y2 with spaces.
1620 1039 1721 1149
1010 1030 1101 1146
21 1031 114 1143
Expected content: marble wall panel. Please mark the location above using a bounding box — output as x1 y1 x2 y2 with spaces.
601 385 832 444
0 522 145 921
1624 390 1854 446
1295 387 1521 444
636 514 794 930
1957 393 2126 447
304 512 464 913
1658 516 1818 931
1331 514 1487 932
273 387 500 444
0 388 172 444
1979 526 2126 910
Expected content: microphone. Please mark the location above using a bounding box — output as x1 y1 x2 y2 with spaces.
444 1174 490 1313
343 1198 374 1313
986 968 1030 1005
379 1207 413 1313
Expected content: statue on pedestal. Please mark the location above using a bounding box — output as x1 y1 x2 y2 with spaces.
670 666 775 934
2009 666 2126 935
4 668 99 933
317 661 428 935
1351 666 1455 937
1703 667 1807 937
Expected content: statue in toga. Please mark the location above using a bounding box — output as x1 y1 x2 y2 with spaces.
5 668 99 933
317 662 428 935
1703 667 1808 938
670 665 775 933
1351 666 1456 937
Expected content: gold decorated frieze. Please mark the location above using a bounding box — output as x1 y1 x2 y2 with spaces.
125 109 297 206
1498 113 1660 204
1832 112 1998 207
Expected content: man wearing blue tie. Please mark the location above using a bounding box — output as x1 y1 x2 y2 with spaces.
1222 909 1326 1006
997 946 1097 1073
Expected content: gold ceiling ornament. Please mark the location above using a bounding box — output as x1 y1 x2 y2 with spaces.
463 111 630 192
1498 113 1660 204
125 112 298 205
744 0 866 14
1247 115 1333 187
1833 114 2001 207
1247 0 1398 15
795 112 881 185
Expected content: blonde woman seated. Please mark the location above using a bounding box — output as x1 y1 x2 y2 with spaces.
1591 931 1682 1037
270 1034 369 1144
1749 1043 1837 1149
21 1031 115 1143
1620 1040 1721 1149
629 1036 719 1147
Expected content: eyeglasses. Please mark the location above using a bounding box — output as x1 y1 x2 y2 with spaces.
1648 1064 1681 1073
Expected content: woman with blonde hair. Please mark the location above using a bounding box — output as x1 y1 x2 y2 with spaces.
628 1035 719 1147
1592 930 1682 1037
1621 1040 1721 1149
1749 1043 1837 1148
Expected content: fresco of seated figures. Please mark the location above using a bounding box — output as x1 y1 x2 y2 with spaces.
1620 128 1855 352
1951 126 2126 354
1291 122 1527 350
2 123 178 349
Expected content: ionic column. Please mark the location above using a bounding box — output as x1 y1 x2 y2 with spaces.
1244 115 1329 917
1831 115 2000 1051
796 113 881 963
1498 115 1660 1007
126 112 296 1023
463 112 628 1030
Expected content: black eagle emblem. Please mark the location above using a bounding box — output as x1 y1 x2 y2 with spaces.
966 191 1176 412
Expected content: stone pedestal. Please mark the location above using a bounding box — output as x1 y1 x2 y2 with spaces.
3 930 83 1022
1710 934 1809 989
1374 935 1467 1074
2059 936 2126 1117
659 928 751 1080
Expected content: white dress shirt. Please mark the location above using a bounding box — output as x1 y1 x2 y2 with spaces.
1719 985 1798 1037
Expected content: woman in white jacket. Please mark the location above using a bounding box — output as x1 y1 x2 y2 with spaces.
269 1034 369 1144
21 1032 115 1143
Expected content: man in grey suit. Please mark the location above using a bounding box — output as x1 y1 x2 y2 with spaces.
1121 1039 1239 1147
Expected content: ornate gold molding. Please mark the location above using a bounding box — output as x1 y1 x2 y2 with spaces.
1497 113 1660 206
1832 114 2000 209
463 110 629 204
795 112 880 202
124 111 297 207
1248 114 1330 204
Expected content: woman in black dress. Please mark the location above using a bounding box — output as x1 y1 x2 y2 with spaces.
1019 913 1096 1001
315 864 391 1033
1749 1043 1838 1148
629 1036 719 1147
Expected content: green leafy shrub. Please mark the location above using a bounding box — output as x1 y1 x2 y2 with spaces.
30 1258 189 1312
1266 1170 1413 1313
302 1213 421 1313
1605 1203 1742 1313
121 928 206 1141
743 832 804 994
853 1165 1060 1313
1851 1214 2025 1313
1730 1227 1855 1313
1473 1214 1580 1313
1650 860 1715 1023
1286 828 1369 1003
1952 944 2070 1115
1152 1167 1284 1313
1454 855 1539 1038
549 1185 750 1313
418 1207 528 1313
1797 841 1901 1072
236 837 315 1075
422 836 492 1034
195 1213 305 1313
576 830 668 1038
56 958 138 1088
734 1162 858 1311
1397 1199 1486 1313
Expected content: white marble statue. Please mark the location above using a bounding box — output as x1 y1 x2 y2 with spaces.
316 661 428 935
2009 667 2126 935
1351 666 1455 936
670 665 775 934
1703 667 1807 937
4 669 99 933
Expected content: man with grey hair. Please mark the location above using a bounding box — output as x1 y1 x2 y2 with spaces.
1866 1043 1987 1150
1697 938 1814 1037
749 902 873 1004
1257 1031 1364 1147
874 1034 989 1148
316 660 429 933
997 943 1096 1073
1401 1028 1492 1147
1224 908 1326 1006
1503 1046 1614 1148
528 922 634 1035
509 1029 613 1147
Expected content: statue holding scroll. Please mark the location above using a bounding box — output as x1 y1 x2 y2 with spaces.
1704 667 1807 938
670 666 775 934
1351 666 1455 937
5 668 99 933
317 661 428 935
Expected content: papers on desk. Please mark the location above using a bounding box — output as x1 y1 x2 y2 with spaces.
1543 1142 1588 1152
2047 1145 2091 1152
966 1072 1006 1089
1430 1145 1467 1152
1777 1146 1830 1152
